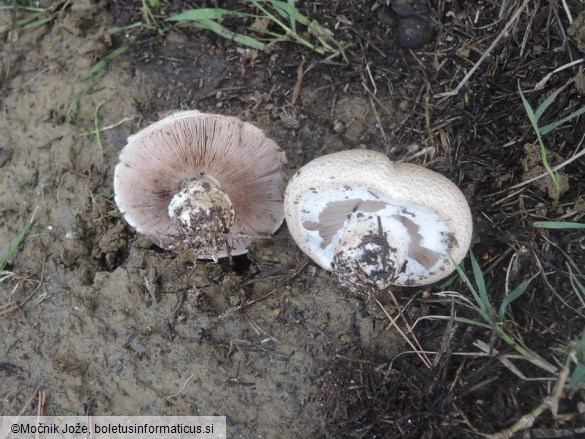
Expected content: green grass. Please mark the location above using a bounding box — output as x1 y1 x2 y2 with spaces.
166 0 347 62
1 2 50 33
533 221 585 229
67 1 345 122
450 252 558 374
518 85 561 198
66 45 130 122
518 83 585 200
167 8 266 50
141 0 163 29
532 221 585 384
451 249 585 397
0 208 37 271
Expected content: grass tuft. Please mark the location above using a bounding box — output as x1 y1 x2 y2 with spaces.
0 2 56 34
0 207 38 271
68 1 347 119
518 82 585 200
166 0 347 62
451 252 557 374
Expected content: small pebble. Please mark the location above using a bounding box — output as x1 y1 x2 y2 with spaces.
398 16 434 49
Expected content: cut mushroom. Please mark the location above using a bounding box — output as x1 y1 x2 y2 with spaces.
284 149 473 292
114 110 287 260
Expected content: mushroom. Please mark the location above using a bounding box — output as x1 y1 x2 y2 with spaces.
114 110 287 260
284 150 472 292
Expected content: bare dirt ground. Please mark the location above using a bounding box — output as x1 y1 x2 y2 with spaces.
1 1 584 437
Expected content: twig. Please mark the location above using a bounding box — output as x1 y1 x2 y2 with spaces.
18 385 41 416
335 354 382 366
291 59 315 107
2 386 41 438
367 94 387 142
36 389 46 439
488 358 570 438
361 72 389 142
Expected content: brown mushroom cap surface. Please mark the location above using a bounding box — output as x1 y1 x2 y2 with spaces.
114 110 287 258
284 149 473 290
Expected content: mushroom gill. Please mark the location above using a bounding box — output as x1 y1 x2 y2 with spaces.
303 199 387 248
392 214 441 269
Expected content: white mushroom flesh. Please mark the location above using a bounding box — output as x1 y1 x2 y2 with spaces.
298 187 451 288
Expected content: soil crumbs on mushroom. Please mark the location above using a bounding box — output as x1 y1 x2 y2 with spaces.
1 0 584 437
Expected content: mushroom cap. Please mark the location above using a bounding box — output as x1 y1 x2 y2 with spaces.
284 149 473 287
114 110 287 258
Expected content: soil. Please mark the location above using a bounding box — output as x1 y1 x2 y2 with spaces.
1 1 585 438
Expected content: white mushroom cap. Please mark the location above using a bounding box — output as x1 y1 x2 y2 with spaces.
284 149 473 291
114 110 287 259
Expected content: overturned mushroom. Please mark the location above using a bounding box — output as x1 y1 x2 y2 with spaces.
114 110 287 260
284 150 472 292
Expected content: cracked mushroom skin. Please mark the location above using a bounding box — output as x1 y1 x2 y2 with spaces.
114 110 287 260
284 150 472 292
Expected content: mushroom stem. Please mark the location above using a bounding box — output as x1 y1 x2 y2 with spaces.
167 176 236 258
333 214 402 292
334 203 452 291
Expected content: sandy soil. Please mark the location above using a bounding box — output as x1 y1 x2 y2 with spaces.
2 1 585 438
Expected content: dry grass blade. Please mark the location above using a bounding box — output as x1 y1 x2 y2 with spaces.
376 298 432 369
534 58 584 90
0 262 45 318
488 349 574 439
0 300 20 317
473 340 554 381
